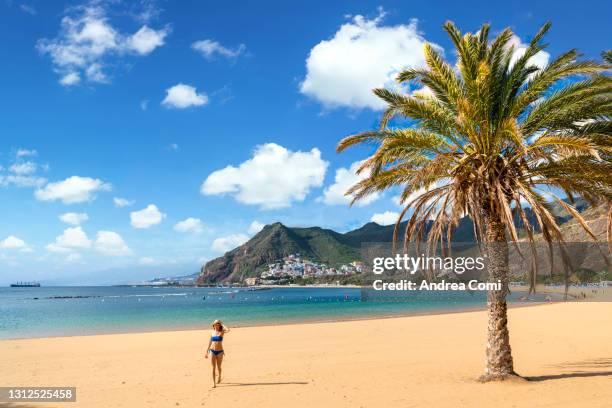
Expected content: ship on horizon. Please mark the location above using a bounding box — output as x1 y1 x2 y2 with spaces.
10 281 41 288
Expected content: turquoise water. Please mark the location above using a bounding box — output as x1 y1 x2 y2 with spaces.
0 286 553 339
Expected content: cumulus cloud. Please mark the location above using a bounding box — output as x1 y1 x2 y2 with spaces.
9 161 37 175
0 174 47 188
130 204 165 228
508 34 550 78
0 236 28 250
174 217 204 234
162 84 208 108
248 221 265 235
16 148 38 157
370 211 400 225
300 10 439 110
1 153 47 188
94 231 131 256
46 227 92 252
211 233 249 253
126 25 169 55
191 39 246 60
320 161 379 206
35 176 111 204
36 3 169 86
201 143 328 209
59 212 89 226
113 197 134 207
60 72 81 85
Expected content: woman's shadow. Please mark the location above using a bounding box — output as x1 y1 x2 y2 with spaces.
526 357 612 381
220 381 309 387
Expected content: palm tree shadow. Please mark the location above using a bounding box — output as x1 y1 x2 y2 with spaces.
221 381 309 387
526 358 612 382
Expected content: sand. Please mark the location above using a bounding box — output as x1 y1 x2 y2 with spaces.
1 301 611 408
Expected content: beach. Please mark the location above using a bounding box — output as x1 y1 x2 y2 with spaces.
1 301 611 408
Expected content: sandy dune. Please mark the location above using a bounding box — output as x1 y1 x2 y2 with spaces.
1 302 611 408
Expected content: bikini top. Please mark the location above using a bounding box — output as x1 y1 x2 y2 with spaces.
211 335 223 341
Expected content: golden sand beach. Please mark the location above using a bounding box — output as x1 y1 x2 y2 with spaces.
1 301 611 408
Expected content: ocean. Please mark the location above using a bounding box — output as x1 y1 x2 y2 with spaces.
0 286 554 339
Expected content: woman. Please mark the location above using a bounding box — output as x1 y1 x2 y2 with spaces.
205 319 230 387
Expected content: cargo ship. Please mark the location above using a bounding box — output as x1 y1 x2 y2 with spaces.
10 281 41 287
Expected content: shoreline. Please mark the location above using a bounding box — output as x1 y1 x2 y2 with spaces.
2 286 607 341
0 297 559 341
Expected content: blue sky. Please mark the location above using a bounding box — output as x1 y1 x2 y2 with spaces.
0 0 610 285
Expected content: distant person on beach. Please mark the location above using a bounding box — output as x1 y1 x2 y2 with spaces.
205 319 230 388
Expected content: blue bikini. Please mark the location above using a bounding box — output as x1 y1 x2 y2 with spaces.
209 334 224 356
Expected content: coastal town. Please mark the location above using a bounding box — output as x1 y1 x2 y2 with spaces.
244 253 364 286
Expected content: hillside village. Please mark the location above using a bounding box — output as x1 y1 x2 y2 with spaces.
244 253 364 285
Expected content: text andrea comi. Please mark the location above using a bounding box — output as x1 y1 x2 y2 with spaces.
370 254 502 291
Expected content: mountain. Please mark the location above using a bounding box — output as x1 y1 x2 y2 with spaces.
198 217 480 284
197 198 600 284
508 204 610 280
198 222 360 283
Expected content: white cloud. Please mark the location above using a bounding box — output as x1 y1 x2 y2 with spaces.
371 211 400 225
113 197 134 207
37 3 169 86
126 25 169 55
320 161 379 206
211 233 249 253
138 256 157 265
0 175 47 188
94 231 131 256
35 176 111 204
59 212 89 226
248 221 265 235
162 84 208 108
9 161 37 175
59 72 81 86
508 35 550 78
191 39 246 60
300 11 439 110
0 235 27 249
46 227 92 252
85 62 108 82
140 99 149 110
16 148 37 157
174 217 204 234
130 204 165 228
201 143 328 209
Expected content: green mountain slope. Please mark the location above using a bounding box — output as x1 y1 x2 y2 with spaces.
198 223 360 284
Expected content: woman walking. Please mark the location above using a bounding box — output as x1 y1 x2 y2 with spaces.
205 319 230 387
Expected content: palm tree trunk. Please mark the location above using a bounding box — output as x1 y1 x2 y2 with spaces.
480 214 517 381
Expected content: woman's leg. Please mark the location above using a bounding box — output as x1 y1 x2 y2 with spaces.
215 353 224 383
210 353 217 387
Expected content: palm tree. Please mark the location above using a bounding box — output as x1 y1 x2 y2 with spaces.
337 22 611 381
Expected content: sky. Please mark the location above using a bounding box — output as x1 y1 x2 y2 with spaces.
0 0 610 285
